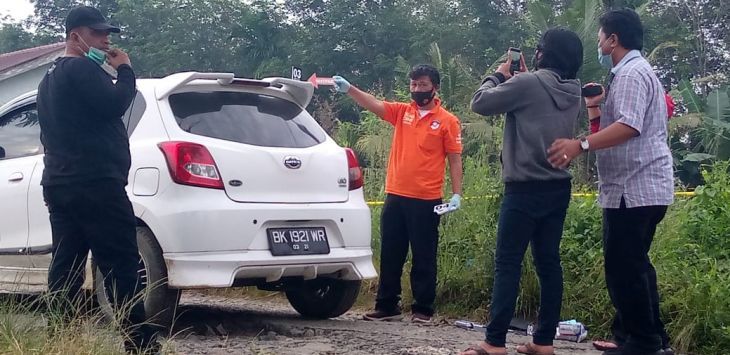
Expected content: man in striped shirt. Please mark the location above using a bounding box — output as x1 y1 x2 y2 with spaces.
547 8 674 355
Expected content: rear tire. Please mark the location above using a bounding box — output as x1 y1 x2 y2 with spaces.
94 226 181 330
285 278 361 319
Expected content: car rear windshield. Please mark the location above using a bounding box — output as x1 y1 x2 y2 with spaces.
168 91 325 148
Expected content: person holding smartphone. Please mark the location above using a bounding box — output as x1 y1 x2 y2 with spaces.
548 9 674 355
462 28 583 355
37 6 159 354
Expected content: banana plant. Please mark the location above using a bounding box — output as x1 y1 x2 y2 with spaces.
697 87 730 160
675 81 730 160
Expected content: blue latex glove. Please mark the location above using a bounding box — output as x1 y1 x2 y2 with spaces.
448 194 461 211
332 75 351 93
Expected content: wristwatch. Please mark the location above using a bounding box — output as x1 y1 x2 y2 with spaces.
579 137 590 152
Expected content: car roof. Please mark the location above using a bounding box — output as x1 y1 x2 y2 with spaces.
0 90 37 113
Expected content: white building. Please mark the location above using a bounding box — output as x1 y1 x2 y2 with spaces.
0 43 64 107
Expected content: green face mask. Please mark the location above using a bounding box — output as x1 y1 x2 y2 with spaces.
86 47 107 65
75 34 107 66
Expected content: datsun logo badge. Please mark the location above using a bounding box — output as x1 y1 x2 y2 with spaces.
284 156 302 169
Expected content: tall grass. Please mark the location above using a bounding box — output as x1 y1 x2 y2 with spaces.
0 279 175 354
0 292 127 354
363 158 730 355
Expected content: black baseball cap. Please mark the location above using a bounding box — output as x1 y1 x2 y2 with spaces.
65 6 120 34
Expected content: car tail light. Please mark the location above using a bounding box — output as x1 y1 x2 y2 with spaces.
345 148 364 190
158 141 224 189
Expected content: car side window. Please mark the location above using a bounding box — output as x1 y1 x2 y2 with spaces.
122 91 146 137
0 104 42 160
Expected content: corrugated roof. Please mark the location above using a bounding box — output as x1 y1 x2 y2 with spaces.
0 42 65 73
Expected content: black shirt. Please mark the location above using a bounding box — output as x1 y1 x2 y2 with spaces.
37 56 136 186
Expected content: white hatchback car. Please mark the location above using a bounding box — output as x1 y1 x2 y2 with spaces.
0 72 375 327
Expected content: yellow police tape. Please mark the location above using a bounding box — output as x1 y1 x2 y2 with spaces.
366 191 696 206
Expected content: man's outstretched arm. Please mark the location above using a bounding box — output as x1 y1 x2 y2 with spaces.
334 76 386 119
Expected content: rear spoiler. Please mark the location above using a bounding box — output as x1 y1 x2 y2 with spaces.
154 72 314 108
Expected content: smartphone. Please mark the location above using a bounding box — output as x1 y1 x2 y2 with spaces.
508 47 521 74
434 203 451 215
581 85 604 97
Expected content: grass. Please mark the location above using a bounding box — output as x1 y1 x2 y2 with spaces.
0 293 129 354
0 285 181 354
359 160 730 355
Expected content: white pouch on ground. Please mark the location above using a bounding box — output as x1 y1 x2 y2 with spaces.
454 320 486 331
527 320 588 343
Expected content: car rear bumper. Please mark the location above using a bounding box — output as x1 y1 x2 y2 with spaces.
164 247 377 288
137 185 372 253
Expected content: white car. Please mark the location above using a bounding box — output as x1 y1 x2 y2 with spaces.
0 72 375 327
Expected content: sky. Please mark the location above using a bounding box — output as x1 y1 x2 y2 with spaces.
0 0 34 23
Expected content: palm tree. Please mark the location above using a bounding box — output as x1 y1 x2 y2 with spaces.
425 42 477 111
525 0 607 84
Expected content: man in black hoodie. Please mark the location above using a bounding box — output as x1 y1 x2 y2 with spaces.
461 28 583 355
37 6 158 354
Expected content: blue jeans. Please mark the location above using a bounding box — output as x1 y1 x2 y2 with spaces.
486 179 571 347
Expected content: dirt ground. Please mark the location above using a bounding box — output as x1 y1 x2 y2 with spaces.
166 291 603 355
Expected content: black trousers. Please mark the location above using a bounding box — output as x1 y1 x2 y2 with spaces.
603 198 668 354
43 179 157 351
485 179 571 347
375 194 442 316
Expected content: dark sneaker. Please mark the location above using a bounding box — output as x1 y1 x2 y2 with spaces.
662 348 675 355
411 312 432 324
363 309 402 321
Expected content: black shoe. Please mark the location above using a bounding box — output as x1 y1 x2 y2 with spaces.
363 309 403 321
410 312 432 324
662 348 675 355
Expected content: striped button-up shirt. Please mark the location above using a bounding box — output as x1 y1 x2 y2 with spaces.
596 50 674 209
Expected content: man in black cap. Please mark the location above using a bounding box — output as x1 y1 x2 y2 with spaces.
37 6 159 354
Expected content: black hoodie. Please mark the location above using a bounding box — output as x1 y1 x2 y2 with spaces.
471 69 581 182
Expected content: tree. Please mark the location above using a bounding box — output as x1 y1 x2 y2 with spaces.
0 22 35 54
30 0 119 35
458 0 531 75
525 0 606 85
282 0 419 95
112 0 292 78
424 42 476 111
645 0 730 90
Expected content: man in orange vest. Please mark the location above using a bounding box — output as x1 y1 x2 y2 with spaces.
334 65 463 323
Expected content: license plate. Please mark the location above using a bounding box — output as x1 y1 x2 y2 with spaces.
266 227 330 256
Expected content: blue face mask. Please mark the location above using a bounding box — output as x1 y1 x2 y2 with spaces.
597 38 614 69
